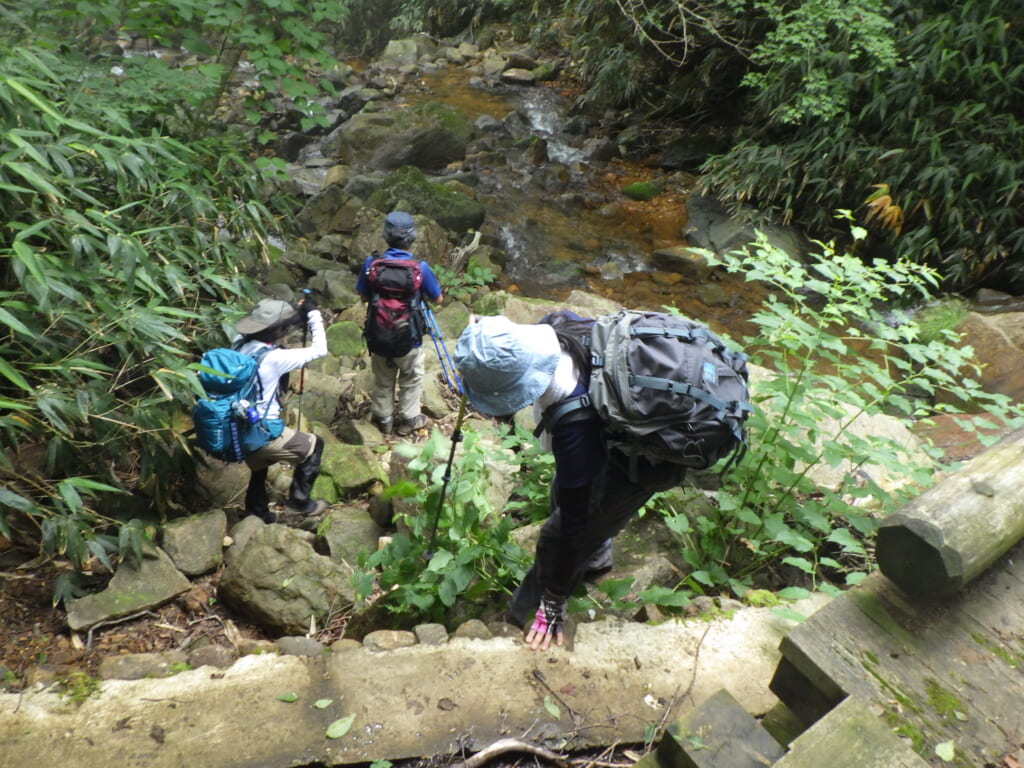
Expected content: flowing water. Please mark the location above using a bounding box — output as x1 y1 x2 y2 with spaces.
399 69 766 339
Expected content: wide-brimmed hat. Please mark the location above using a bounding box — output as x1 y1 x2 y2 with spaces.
235 298 300 335
453 316 561 417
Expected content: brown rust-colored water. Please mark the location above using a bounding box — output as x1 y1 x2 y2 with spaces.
401 68 765 340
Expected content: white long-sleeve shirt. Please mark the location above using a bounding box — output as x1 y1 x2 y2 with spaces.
232 310 327 421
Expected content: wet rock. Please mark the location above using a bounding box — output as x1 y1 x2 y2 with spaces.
501 68 536 86
379 36 439 69
651 245 714 281
947 312 1024 404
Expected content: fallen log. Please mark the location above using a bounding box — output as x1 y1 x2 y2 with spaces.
876 427 1024 598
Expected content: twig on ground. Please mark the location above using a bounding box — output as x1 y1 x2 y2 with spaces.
532 668 583 726
86 610 159 649
644 623 712 753
451 738 569 768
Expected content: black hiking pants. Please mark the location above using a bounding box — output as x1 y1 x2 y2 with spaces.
508 449 684 627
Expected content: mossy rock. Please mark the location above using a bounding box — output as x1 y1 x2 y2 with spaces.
368 165 486 233
325 320 365 358
621 181 664 201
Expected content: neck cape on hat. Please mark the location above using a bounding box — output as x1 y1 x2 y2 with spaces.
453 316 561 417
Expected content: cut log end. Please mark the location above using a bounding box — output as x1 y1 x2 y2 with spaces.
876 516 965 599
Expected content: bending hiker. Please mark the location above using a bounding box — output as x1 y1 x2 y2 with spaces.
356 211 443 437
453 312 686 651
234 296 329 524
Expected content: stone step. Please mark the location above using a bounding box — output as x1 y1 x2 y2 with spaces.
655 688 785 768
773 696 929 768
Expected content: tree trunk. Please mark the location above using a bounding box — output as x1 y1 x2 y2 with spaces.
876 427 1024 599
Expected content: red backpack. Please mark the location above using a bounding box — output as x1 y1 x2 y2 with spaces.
364 257 424 358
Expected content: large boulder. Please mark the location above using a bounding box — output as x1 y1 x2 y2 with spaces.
946 311 1024 406
329 101 476 172
218 523 355 636
367 165 486 234
295 185 365 237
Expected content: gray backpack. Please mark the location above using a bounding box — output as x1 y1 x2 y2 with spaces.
535 310 753 472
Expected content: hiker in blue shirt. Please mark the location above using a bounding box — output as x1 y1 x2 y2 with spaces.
356 211 443 437
453 312 684 651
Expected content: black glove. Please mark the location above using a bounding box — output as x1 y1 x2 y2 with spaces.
298 293 317 316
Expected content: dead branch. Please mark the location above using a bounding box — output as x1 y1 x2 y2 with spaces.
452 738 569 768
644 623 713 752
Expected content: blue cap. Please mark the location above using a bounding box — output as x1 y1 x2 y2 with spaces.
453 316 561 417
383 211 416 247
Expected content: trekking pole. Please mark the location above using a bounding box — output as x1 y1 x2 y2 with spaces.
298 289 310 396
422 304 463 394
425 392 468 559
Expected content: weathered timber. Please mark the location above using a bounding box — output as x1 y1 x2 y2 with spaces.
876 427 1024 598
772 696 929 768
771 544 1024 766
656 688 785 768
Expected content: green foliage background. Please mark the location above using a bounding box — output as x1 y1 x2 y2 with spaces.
551 0 1024 292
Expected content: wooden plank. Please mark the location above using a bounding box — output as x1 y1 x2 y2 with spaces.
773 696 930 768
773 549 1024 766
658 689 785 768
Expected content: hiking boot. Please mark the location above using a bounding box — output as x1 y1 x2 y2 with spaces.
395 414 427 436
249 508 277 524
371 415 394 435
285 436 326 518
245 468 276 523
282 498 328 518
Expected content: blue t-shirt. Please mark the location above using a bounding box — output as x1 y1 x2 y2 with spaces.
355 248 442 302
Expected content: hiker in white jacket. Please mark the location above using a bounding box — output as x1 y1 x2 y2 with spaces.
233 296 328 524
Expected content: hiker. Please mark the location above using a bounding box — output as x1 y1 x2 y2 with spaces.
356 211 443 437
234 296 329 524
453 312 685 651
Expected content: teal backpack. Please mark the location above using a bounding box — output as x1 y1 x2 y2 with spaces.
192 345 277 462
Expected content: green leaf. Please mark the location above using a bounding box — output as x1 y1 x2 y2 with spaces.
313 698 333 709
934 741 955 761
277 692 299 703
326 713 356 739
543 695 561 720
427 550 454 572
777 587 811 601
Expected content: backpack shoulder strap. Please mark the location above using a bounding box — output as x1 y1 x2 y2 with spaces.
532 393 600 438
